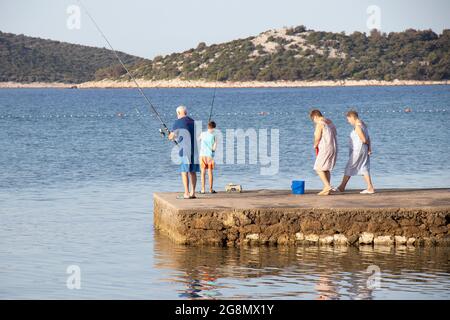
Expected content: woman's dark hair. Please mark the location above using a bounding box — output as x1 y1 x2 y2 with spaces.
309 109 323 120
208 121 216 129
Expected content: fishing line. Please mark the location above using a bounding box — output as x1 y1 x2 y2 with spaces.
208 71 220 123
76 0 177 144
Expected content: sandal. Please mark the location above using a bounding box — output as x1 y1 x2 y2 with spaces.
318 188 332 196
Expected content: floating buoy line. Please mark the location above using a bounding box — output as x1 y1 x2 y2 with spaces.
0 108 446 120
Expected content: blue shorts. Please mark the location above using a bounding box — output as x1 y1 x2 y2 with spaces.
179 164 200 173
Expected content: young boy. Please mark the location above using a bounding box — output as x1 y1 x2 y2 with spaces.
199 121 217 194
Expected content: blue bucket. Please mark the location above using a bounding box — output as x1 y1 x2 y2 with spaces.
291 180 305 194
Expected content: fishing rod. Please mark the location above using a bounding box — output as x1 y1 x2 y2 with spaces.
77 0 177 145
208 71 220 123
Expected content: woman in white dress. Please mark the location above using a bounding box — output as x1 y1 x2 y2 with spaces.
310 109 338 196
337 110 375 194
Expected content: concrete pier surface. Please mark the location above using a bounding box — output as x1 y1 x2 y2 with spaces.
154 189 450 246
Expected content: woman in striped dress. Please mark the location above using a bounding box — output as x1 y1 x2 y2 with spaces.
337 110 375 194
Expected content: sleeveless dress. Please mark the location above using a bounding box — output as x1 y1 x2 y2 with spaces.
344 122 370 176
314 119 338 171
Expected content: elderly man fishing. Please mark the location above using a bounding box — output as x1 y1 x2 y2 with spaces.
168 105 200 199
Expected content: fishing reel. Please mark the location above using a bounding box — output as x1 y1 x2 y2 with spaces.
159 127 170 138
159 128 166 138
159 127 179 146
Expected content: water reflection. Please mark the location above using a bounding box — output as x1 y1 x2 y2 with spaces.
153 231 450 300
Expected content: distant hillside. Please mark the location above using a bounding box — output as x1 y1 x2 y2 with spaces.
102 26 449 82
1 27 449 84
0 31 147 83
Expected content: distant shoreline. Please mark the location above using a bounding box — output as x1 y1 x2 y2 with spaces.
0 79 448 89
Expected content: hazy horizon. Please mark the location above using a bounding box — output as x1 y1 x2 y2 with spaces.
0 0 449 59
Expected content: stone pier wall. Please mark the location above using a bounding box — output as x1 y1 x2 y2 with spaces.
154 200 450 247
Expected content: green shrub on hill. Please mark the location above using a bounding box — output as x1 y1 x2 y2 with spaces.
0 31 146 83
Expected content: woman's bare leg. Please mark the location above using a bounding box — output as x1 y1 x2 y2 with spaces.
317 170 332 195
325 171 331 185
363 174 375 192
338 175 351 192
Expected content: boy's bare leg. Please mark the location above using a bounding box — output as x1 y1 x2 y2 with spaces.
338 175 351 192
189 172 197 197
200 168 206 193
181 172 190 197
208 168 213 192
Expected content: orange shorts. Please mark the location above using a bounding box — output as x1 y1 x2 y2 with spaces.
200 156 215 170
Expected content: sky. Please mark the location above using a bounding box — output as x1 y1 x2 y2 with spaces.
0 0 449 59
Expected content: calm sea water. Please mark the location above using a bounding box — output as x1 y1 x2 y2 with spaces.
0 86 449 299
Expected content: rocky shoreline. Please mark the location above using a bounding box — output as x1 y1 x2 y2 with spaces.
0 79 448 89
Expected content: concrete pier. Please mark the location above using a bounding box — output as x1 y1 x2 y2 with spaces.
153 189 450 246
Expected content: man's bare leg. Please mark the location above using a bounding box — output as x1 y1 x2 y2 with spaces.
189 172 197 197
181 172 190 198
